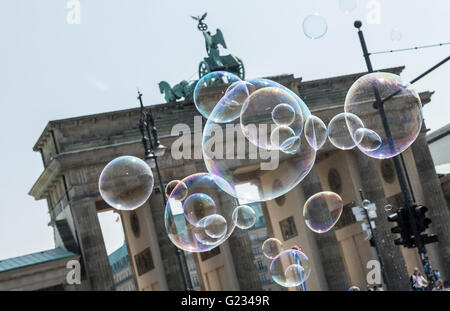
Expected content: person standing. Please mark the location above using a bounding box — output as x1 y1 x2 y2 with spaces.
411 267 428 291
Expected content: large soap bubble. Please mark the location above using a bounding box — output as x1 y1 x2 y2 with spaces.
344 72 423 159
270 249 311 287
328 112 364 150
304 115 327 150
203 79 315 203
193 71 241 122
165 173 237 252
303 191 343 233
99 155 154 211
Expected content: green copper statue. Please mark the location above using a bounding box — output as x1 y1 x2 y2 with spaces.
158 12 245 103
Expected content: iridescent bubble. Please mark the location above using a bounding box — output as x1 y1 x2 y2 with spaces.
272 103 296 126
212 80 251 123
99 156 154 211
328 112 364 150
354 128 382 151
183 193 217 225
165 180 188 201
241 86 304 150
339 0 357 13
204 78 315 203
303 191 343 233
345 72 422 159
193 71 241 121
348 286 360 291
165 173 237 252
262 238 283 259
304 115 327 150
270 249 311 287
303 14 328 39
202 214 227 238
232 205 257 229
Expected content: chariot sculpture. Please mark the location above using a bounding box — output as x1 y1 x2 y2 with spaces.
158 13 245 102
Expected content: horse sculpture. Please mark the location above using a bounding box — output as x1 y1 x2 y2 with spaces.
158 80 197 103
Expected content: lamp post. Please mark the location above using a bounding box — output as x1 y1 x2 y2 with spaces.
353 20 434 285
137 90 193 291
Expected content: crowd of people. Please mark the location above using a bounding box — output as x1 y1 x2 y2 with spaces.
410 267 445 291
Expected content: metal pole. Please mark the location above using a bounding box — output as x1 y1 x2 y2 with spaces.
354 21 434 285
359 189 390 291
137 91 193 291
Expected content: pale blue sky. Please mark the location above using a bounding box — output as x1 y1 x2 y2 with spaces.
0 0 449 259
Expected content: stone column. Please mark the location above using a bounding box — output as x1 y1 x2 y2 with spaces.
148 189 187 290
411 126 450 281
353 151 410 290
301 167 350 291
227 229 262 290
70 199 115 290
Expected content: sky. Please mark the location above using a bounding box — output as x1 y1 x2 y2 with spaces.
0 0 449 260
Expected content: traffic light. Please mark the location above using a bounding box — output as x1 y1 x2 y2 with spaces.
413 205 432 233
387 208 412 247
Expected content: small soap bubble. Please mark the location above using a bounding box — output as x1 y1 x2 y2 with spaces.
303 14 328 39
232 205 257 229
262 238 283 259
270 249 311 287
304 115 327 150
303 191 343 233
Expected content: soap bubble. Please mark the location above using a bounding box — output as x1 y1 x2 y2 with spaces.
211 80 251 123
272 103 296 126
99 156 154 211
344 72 423 159
232 205 257 229
183 193 217 225
203 78 315 203
348 286 360 291
303 191 343 233
339 0 357 13
328 112 364 150
354 128 382 151
241 86 304 150
270 249 311 287
165 180 188 200
304 115 327 150
165 173 237 252
193 71 241 122
303 14 328 39
262 238 283 259
202 214 228 238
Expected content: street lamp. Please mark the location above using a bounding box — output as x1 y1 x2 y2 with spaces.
352 20 445 286
137 90 193 291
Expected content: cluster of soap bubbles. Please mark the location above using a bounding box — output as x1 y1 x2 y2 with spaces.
262 239 312 288
200 71 316 203
164 173 239 252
